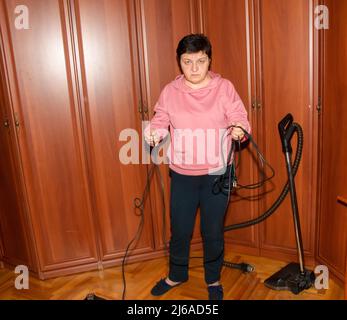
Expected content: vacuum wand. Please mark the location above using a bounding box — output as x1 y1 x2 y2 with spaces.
284 151 305 274
278 113 305 274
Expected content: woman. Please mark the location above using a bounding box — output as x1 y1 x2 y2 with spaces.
144 34 250 300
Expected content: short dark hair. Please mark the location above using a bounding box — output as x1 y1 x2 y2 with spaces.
176 34 212 66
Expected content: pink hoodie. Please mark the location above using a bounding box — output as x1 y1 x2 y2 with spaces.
145 71 251 176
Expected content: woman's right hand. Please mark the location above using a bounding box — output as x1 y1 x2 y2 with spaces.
144 128 161 146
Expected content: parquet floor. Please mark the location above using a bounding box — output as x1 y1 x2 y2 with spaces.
0 252 344 300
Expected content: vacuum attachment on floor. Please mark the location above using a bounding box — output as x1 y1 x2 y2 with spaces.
264 262 315 294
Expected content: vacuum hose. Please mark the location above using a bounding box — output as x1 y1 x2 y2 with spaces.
224 122 303 232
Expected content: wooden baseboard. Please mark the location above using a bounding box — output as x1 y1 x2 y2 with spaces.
260 248 316 269
225 241 317 269
225 242 260 257
2 243 203 280
3 239 342 290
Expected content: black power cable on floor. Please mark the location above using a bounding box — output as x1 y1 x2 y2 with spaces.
121 164 155 300
121 144 169 300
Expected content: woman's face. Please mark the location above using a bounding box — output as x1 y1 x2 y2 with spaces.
180 51 211 86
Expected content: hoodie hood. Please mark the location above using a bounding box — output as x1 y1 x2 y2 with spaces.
172 71 222 94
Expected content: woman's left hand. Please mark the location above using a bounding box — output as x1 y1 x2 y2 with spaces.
231 122 245 140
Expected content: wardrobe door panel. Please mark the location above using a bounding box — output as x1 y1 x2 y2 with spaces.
138 0 198 249
201 0 259 251
75 0 155 260
0 58 33 269
0 0 99 272
258 0 315 259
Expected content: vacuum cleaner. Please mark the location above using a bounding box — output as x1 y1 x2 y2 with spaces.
263 114 315 294
221 114 315 294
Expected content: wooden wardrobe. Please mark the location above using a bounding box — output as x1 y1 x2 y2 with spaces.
0 0 346 290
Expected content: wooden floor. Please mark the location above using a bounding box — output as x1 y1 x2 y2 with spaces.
0 251 344 300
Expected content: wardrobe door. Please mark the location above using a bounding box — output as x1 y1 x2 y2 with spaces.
0 54 34 271
257 0 316 262
200 0 259 254
0 0 99 278
73 0 156 264
136 0 200 250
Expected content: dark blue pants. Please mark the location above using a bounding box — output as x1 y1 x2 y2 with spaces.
168 169 229 285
